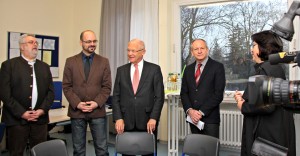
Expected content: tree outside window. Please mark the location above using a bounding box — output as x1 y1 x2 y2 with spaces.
180 0 289 91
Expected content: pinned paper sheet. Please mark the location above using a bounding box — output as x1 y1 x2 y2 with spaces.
186 115 205 130
43 39 55 50
10 32 21 49
36 38 43 49
9 49 20 59
43 50 52 65
50 67 59 78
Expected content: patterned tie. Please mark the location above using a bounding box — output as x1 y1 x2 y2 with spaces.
132 64 140 95
195 63 201 85
84 56 90 80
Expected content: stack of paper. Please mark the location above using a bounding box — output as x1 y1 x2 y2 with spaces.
186 115 205 130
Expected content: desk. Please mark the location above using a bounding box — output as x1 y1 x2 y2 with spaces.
49 107 113 141
49 108 69 124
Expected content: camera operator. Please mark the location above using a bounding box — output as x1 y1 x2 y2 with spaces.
234 30 295 156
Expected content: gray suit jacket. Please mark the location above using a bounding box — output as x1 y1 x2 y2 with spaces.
112 61 164 130
62 52 112 118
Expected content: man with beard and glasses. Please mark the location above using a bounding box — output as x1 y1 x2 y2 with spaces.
63 30 112 156
0 34 54 156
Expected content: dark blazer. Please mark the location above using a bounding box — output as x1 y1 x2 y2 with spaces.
0 57 54 126
180 57 225 124
240 62 295 156
62 52 111 118
112 61 164 130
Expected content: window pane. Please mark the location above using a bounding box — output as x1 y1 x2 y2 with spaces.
180 0 289 91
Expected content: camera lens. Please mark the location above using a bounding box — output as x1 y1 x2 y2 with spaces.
263 78 300 105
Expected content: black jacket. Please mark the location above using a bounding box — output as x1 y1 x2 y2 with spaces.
112 61 164 130
180 57 226 124
0 57 54 126
240 61 295 156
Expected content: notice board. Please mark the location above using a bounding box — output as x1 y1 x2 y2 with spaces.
7 31 59 77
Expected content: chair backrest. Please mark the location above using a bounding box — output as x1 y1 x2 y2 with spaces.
0 100 5 142
115 132 156 156
31 139 68 156
51 81 62 109
182 134 220 156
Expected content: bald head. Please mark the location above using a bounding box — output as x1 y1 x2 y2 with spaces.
80 30 96 41
128 39 145 50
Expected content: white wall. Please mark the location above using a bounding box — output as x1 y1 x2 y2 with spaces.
0 0 102 105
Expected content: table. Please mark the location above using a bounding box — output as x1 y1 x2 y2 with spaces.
167 93 180 156
49 107 70 124
49 107 113 141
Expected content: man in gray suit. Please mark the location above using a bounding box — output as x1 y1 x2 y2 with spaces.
63 30 111 156
112 39 164 156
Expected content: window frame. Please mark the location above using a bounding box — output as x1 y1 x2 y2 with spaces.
172 0 299 103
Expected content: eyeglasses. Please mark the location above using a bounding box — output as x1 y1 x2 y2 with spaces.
251 43 258 48
23 40 39 46
127 49 144 53
82 40 98 44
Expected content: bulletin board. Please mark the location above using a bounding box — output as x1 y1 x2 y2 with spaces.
7 31 59 77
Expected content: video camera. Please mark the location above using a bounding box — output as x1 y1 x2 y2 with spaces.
248 1 300 113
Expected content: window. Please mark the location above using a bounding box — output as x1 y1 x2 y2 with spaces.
176 0 289 96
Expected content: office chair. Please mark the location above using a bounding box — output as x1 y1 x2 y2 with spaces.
31 139 68 156
0 101 5 143
115 132 156 156
182 134 220 156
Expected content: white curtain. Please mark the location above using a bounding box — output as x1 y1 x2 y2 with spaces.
130 0 159 64
100 0 131 92
100 0 159 91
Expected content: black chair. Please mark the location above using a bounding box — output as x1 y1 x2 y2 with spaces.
31 139 68 156
115 132 156 156
182 134 220 156
0 101 5 143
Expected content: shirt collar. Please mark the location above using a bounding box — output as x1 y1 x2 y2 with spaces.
82 52 95 60
21 54 36 64
131 59 144 67
196 57 208 67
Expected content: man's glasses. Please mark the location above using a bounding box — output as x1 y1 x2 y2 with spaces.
82 40 98 44
127 49 144 53
23 40 39 46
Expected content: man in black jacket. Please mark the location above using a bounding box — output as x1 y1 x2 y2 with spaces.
0 34 54 156
180 39 225 138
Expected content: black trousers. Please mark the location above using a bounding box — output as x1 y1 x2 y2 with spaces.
122 127 158 156
189 123 220 138
7 124 48 156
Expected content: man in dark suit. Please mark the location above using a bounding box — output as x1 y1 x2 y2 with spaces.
62 30 111 156
0 34 54 156
180 39 225 138
112 39 164 156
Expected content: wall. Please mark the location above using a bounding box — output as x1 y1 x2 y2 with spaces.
158 0 173 142
0 0 176 143
0 0 102 105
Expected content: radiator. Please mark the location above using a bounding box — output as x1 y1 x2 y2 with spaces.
178 109 243 147
219 110 243 146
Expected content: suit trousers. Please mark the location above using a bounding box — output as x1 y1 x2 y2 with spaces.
189 123 220 138
7 124 48 156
